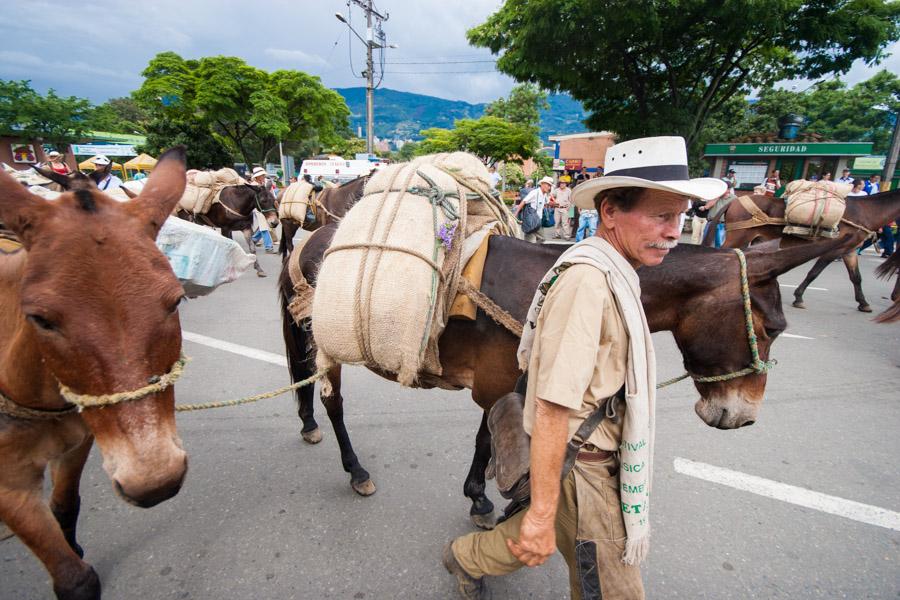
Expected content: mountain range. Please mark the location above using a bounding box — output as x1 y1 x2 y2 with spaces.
334 87 588 143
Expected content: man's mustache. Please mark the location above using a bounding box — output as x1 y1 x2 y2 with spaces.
648 240 678 250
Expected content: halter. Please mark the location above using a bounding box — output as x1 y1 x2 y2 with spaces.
0 354 188 419
247 184 277 214
656 248 776 388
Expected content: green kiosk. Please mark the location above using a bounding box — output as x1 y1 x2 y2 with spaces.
703 139 874 194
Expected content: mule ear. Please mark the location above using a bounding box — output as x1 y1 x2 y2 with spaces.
128 146 186 237
0 168 53 249
32 165 72 189
746 235 850 282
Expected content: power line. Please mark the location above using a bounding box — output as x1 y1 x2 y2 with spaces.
384 70 499 74
383 59 496 65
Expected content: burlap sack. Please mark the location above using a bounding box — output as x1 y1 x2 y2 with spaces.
412 153 521 237
312 161 466 386
278 181 314 222
179 168 245 214
784 180 850 233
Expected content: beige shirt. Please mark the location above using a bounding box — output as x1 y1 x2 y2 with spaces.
523 263 627 451
552 187 572 208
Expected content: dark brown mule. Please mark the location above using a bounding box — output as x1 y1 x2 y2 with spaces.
703 190 900 311
280 228 839 525
33 163 117 192
278 176 368 255
0 148 190 600
176 183 278 277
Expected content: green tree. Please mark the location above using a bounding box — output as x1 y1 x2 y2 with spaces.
325 136 366 157
500 161 525 188
138 118 232 170
468 0 900 150
0 79 91 142
485 83 548 130
417 116 539 164
134 52 350 166
87 97 149 134
396 141 419 161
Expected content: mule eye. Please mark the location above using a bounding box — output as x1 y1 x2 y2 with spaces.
27 314 57 332
168 296 186 314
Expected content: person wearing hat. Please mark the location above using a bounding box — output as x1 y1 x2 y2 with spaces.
248 167 278 253
551 176 573 239
91 155 123 191
43 151 70 176
443 136 725 600
515 176 553 242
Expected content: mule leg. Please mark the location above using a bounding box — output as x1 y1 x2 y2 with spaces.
321 367 375 496
241 228 266 277
280 220 298 255
463 411 496 530
841 253 872 312
792 256 831 309
49 436 93 558
0 479 100 600
282 312 321 444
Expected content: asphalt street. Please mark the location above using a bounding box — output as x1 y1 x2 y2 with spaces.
2 234 898 600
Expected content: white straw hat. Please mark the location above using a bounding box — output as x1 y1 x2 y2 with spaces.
91 155 111 166
538 176 554 186
572 136 727 209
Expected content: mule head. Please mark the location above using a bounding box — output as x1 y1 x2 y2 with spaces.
248 184 280 227
0 146 189 508
30 165 94 191
666 239 844 429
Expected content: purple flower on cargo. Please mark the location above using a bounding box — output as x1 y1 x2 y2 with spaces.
438 221 458 251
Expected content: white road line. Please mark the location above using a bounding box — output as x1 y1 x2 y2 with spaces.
780 284 828 291
673 457 900 532
781 332 814 340
181 331 287 367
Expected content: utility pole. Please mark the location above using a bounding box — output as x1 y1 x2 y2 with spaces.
365 0 375 156
337 2 392 158
882 112 900 191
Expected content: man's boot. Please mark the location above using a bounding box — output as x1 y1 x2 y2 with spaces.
442 542 488 599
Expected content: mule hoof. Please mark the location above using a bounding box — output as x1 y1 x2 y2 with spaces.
54 564 100 600
0 521 13 541
858 304 873 313
351 479 377 496
301 428 323 444
470 511 496 530
792 300 805 309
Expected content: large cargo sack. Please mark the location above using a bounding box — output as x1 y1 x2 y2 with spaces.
179 167 244 214
312 162 466 385
783 180 851 238
278 181 314 222
156 216 254 297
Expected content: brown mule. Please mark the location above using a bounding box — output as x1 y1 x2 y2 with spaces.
0 148 190 600
280 226 842 525
278 176 369 255
703 190 900 311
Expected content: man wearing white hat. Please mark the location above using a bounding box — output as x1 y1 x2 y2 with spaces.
444 137 725 599
515 176 554 242
91 155 123 191
249 167 278 253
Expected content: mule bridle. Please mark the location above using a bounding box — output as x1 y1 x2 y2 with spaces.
0 354 188 420
656 248 776 388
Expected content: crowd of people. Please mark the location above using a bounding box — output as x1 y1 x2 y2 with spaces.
511 171 602 243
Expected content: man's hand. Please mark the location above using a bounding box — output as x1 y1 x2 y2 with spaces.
507 509 557 566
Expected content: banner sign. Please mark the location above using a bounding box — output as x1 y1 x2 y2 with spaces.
71 144 137 157
10 144 37 163
704 142 872 157
564 158 583 171
852 156 886 170
552 158 565 171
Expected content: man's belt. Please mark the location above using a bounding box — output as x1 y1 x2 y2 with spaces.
576 449 615 462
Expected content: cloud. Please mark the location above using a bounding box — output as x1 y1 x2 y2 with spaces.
265 48 329 67
0 51 140 85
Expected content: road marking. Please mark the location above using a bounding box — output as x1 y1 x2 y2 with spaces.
181 331 287 367
674 457 900 532
781 332 814 340
780 284 828 291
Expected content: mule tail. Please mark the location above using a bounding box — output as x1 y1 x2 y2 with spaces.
279 263 316 385
874 251 899 280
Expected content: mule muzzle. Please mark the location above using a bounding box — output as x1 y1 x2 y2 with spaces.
112 451 188 508
694 396 759 430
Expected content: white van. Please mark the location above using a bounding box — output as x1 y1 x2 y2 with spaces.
299 157 387 183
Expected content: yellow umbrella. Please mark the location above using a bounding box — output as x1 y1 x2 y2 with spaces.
78 156 126 174
124 153 157 171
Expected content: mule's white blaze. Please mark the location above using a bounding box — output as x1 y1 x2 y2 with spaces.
674 457 900 531
182 330 287 367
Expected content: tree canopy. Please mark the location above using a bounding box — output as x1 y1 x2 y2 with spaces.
0 79 92 143
468 0 900 150
485 83 548 130
417 115 540 164
134 52 351 166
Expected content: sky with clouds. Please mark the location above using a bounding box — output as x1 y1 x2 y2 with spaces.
1 0 897 107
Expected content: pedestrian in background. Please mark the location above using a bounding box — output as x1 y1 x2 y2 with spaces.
515 176 552 243
837 168 854 184
761 169 780 196
551 177 573 239
575 205 598 241
519 179 534 204
864 174 881 195
249 167 277 254
488 165 502 191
